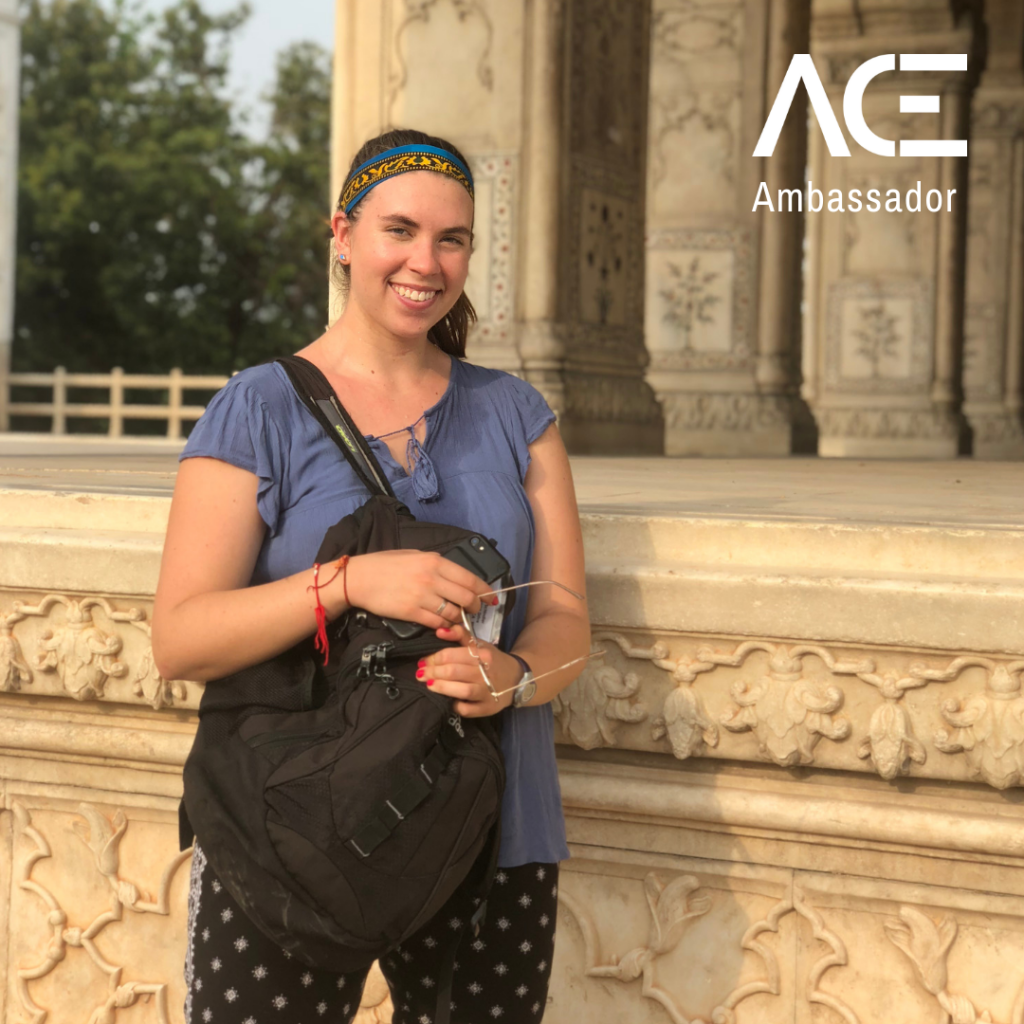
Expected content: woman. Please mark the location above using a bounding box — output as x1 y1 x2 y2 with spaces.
152 128 590 1024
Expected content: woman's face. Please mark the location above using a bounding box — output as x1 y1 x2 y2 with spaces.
333 171 474 341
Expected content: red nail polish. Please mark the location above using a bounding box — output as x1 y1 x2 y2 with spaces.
416 669 425 680
426 679 434 687
417 659 426 668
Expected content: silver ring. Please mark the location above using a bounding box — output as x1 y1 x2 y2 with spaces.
436 599 448 616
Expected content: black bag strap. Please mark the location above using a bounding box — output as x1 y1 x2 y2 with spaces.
274 354 395 499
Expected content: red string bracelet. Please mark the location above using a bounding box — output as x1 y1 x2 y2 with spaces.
307 555 349 666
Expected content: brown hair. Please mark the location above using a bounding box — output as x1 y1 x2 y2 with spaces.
331 128 477 358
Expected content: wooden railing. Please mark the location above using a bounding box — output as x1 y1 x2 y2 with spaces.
4 366 229 439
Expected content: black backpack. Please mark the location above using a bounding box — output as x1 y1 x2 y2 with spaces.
179 355 507 988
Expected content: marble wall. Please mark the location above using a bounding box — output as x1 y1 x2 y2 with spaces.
331 0 663 454
0 0 19 432
3 466 1024 1023
644 0 808 456
804 0 975 457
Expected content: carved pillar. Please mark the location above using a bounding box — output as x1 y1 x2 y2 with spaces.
644 0 809 456
0 0 19 431
962 0 1024 459
331 0 663 453
551 0 664 453
805 0 975 457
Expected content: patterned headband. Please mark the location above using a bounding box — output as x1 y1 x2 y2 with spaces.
338 144 475 214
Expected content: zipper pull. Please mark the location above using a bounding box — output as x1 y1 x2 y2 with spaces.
449 714 465 739
358 645 376 680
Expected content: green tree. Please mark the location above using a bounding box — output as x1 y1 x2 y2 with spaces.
14 0 331 376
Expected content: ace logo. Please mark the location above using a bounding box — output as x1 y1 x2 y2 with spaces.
753 53 968 158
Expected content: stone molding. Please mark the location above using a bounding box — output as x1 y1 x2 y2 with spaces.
658 392 793 432
6 589 1024 791
554 630 1024 788
815 406 961 439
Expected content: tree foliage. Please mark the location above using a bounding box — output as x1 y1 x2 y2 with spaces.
14 0 332 374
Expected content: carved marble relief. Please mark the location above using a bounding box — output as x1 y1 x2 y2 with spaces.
556 870 860 1024
805 23 972 457
645 228 754 369
10 802 192 1024
885 906 1024 1024
825 279 933 392
0 590 193 710
553 629 1024 788
559 0 662 435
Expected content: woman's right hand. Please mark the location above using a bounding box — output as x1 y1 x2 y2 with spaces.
337 550 497 630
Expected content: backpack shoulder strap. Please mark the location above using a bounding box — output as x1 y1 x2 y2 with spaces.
274 354 395 499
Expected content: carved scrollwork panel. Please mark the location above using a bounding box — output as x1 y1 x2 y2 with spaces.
555 629 1024 788
0 590 193 709
553 633 654 751
885 904 1024 1024
556 866 869 1024
10 801 192 1024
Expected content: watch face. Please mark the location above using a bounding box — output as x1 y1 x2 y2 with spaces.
514 676 537 707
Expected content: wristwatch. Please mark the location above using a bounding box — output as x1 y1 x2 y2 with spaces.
510 654 537 708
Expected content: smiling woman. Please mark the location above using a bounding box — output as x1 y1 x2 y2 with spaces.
152 127 589 1024
327 131 479 357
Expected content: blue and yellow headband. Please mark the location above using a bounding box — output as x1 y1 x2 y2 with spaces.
338 144 474 214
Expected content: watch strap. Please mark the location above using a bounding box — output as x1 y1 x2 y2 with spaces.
510 653 532 678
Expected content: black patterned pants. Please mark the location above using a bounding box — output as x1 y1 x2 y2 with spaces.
185 844 559 1024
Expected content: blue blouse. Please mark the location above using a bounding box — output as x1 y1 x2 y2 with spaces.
179 356 570 867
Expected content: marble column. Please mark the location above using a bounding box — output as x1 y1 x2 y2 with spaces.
962 0 1024 459
0 0 19 432
644 0 810 457
804 0 975 458
331 0 663 454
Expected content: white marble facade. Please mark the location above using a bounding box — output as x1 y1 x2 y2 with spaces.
645 0 807 456
3 458 1024 1023
0 0 19 432
803 0 974 457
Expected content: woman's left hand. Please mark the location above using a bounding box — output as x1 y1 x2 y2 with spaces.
416 624 522 717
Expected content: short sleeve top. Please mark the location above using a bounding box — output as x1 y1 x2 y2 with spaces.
180 356 569 867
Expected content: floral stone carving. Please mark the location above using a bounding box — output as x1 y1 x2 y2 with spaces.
885 905 1024 1023
925 658 1024 789
559 872 712 1023
13 595 138 700
560 877 859 1024
0 592 189 708
650 645 720 760
715 642 865 766
552 632 653 750
1 607 34 691
855 668 929 780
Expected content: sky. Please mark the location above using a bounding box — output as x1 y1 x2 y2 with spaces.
139 0 335 137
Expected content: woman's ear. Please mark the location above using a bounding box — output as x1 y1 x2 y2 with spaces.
331 209 353 262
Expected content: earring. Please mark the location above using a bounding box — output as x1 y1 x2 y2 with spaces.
337 252 346 262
